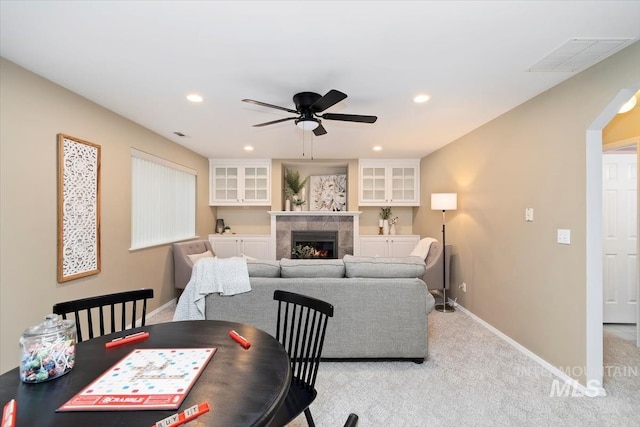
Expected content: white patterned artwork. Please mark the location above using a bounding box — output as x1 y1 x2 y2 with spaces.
57 134 101 282
309 174 347 211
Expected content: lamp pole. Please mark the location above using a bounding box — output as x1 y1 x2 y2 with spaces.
435 209 454 312
431 193 457 313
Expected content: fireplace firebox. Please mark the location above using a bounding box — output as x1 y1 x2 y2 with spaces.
291 231 338 259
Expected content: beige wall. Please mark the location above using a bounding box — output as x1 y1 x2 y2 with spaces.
0 58 215 374
414 41 640 386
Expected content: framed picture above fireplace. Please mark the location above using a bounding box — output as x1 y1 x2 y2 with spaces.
309 174 347 211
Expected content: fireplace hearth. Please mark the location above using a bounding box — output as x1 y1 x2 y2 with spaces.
291 230 338 259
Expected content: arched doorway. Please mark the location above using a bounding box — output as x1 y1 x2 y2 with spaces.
585 84 640 395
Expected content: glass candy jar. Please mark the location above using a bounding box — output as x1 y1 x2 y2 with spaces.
19 314 76 383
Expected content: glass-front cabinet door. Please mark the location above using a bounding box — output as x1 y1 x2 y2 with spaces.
209 159 271 206
390 167 416 203
243 166 269 203
359 159 420 206
213 166 239 203
360 166 387 204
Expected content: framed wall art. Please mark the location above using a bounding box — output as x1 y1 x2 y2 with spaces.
57 134 101 282
309 174 347 211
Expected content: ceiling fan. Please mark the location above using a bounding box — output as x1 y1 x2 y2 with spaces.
242 90 377 136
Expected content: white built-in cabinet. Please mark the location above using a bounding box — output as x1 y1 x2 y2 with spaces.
357 235 420 257
358 159 420 206
209 159 271 206
208 234 271 259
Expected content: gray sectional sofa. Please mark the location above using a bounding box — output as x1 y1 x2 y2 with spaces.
204 255 435 362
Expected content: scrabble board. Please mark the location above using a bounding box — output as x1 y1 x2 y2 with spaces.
58 348 216 411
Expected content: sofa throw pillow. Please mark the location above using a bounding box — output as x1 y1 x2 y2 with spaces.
187 250 214 264
280 258 345 278
343 255 426 278
246 259 281 278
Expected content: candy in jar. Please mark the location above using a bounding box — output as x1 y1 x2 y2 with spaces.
19 314 76 383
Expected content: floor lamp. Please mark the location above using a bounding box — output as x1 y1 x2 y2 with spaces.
431 193 457 313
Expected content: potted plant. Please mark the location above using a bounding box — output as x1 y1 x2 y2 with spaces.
380 207 392 235
284 169 309 200
380 206 392 220
223 225 231 234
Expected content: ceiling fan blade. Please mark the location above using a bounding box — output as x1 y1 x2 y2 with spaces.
252 117 297 127
242 98 298 114
321 113 378 123
313 123 327 136
310 89 347 113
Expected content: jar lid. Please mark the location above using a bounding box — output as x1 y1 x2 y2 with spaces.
22 314 75 337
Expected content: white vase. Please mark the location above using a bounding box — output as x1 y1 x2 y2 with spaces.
285 199 291 211
383 220 390 235
390 224 397 235
294 205 302 212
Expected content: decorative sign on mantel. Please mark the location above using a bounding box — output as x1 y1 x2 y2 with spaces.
57 134 101 282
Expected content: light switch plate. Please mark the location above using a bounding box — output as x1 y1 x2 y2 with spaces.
525 208 534 222
557 229 571 244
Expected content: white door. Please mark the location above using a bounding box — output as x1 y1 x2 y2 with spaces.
603 153 638 323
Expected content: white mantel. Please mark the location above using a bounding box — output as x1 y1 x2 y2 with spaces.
269 211 362 259
268 211 362 217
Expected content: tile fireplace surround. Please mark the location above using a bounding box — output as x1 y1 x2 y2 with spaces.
269 211 361 260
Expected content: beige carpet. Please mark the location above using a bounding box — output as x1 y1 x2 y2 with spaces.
148 303 640 426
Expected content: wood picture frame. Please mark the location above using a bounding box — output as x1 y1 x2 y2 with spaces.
57 134 101 282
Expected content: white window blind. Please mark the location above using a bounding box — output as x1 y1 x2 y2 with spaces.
131 149 196 250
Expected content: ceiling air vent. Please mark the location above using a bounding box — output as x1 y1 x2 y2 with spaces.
527 38 635 73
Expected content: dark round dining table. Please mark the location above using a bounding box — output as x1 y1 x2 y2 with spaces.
0 320 291 427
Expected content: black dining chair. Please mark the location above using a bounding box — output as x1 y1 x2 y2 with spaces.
343 413 359 426
52 289 154 342
269 290 334 427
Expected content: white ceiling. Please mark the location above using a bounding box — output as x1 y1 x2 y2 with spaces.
1 1 639 160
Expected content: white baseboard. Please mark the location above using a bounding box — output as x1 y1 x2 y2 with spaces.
127 297 177 329
147 298 177 320
451 300 607 397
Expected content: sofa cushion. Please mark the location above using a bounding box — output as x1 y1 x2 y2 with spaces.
280 258 345 278
343 255 426 278
246 259 281 278
187 250 214 264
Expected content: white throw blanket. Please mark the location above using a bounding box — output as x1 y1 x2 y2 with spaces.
173 257 251 321
410 237 438 259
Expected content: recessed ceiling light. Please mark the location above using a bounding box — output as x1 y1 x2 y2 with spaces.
373 146 383 152
413 94 430 104
244 145 254 151
186 94 204 103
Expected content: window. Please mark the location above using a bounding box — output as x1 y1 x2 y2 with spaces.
130 149 196 250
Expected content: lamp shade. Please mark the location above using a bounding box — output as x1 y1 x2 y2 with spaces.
431 193 457 211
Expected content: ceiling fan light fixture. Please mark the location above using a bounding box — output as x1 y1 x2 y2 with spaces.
413 94 430 103
295 118 319 131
